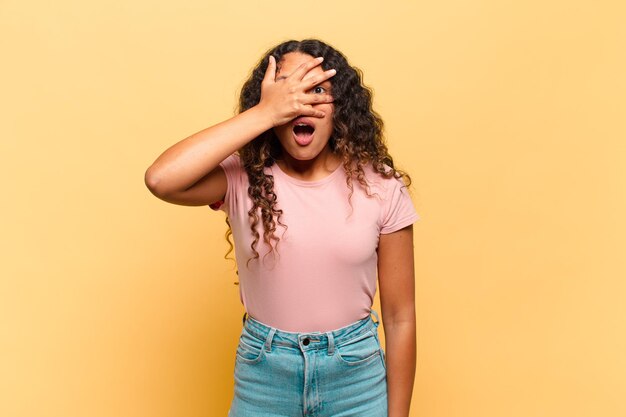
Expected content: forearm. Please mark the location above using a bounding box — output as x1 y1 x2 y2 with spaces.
145 104 272 194
384 319 416 417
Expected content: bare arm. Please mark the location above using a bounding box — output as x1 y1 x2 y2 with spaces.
144 106 273 205
144 55 336 206
377 224 416 417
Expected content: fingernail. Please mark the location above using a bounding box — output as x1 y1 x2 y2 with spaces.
329 69 336 74
317 56 324 61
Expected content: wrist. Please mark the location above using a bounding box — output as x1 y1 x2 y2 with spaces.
250 102 277 130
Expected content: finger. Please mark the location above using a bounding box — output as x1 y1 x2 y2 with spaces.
301 93 334 105
262 55 276 84
291 56 324 81
302 68 337 90
299 105 327 118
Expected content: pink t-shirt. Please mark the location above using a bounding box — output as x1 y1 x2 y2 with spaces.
210 153 420 332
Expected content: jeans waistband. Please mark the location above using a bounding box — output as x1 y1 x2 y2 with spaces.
241 309 381 355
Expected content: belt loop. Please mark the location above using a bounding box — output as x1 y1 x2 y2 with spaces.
264 327 276 352
370 308 380 327
326 331 335 355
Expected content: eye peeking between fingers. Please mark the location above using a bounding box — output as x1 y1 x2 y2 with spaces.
311 86 327 94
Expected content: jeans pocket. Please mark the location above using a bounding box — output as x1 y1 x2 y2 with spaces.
379 345 387 370
335 330 382 366
235 329 265 364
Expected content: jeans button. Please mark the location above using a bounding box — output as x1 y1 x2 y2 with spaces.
302 337 310 346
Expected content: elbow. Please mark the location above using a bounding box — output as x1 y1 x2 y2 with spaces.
144 166 167 197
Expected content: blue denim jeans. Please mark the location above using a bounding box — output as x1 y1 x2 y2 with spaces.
228 309 388 417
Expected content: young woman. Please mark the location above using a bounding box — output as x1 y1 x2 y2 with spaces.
145 38 420 417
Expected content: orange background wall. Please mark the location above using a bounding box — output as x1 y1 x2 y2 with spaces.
1 1 625 416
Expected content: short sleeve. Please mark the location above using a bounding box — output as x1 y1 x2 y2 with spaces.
209 153 244 215
379 176 421 234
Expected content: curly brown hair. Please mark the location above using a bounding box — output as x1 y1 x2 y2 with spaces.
225 38 411 269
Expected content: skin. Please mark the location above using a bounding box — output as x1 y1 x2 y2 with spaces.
378 224 417 417
144 52 416 417
271 52 341 180
144 53 337 202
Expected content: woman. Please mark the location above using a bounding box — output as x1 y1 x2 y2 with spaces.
145 38 420 417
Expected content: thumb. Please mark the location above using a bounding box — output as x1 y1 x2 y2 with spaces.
262 55 276 84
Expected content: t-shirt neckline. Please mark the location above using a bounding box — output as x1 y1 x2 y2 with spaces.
270 160 344 187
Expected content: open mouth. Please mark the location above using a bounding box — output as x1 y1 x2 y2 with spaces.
292 123 315 146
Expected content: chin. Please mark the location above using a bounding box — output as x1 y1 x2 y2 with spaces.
283 147 326 161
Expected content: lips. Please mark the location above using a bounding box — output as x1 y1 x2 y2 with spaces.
292 117 316 146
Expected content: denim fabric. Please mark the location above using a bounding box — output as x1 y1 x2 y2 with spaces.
228 310 388 417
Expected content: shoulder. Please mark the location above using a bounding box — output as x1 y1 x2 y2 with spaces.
219 152 248 182
219 153 247 188
359 161 408 197
210 153 247 212
363 161 419 233
220 152 243 170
